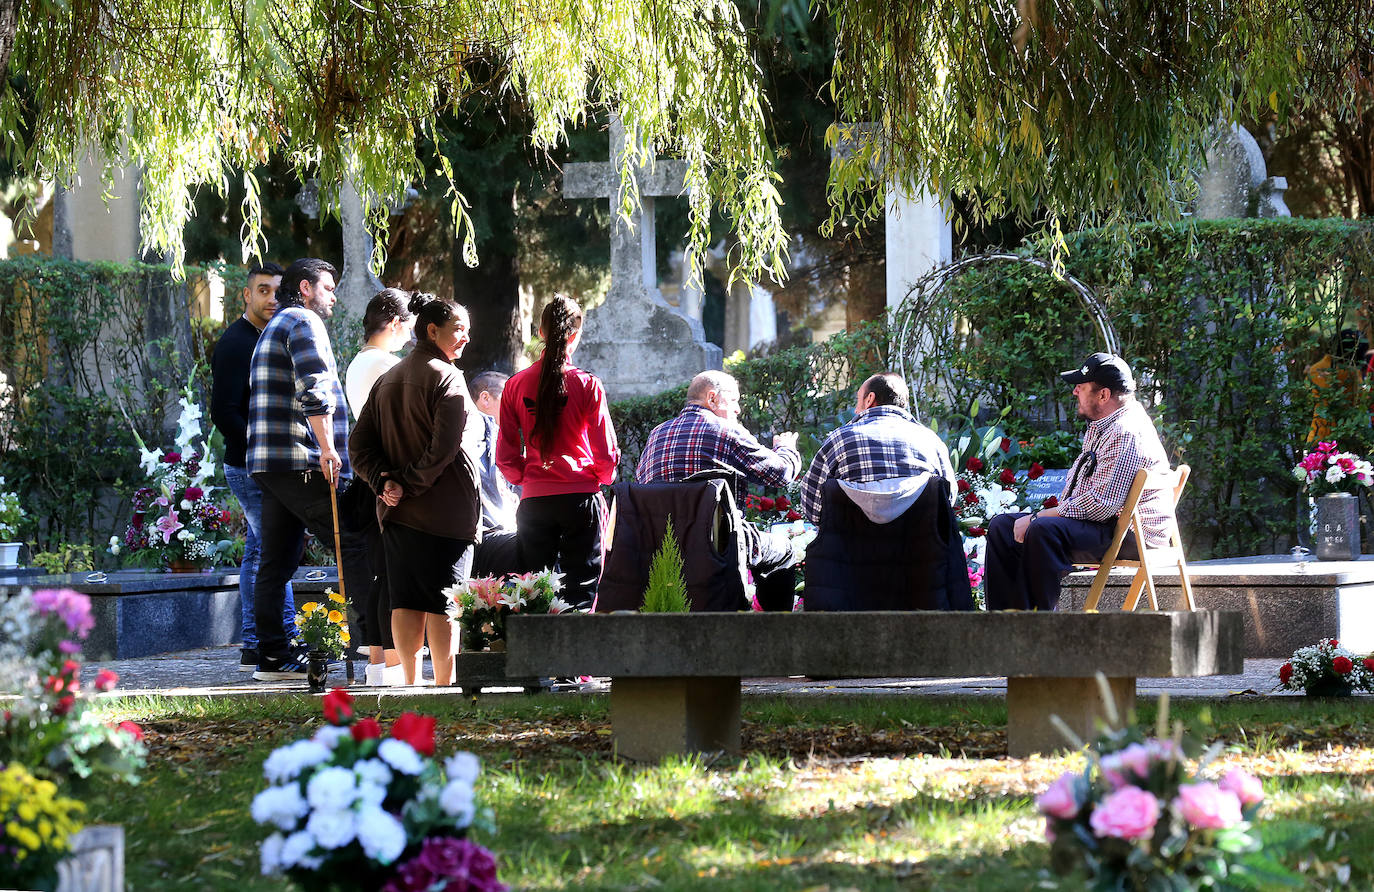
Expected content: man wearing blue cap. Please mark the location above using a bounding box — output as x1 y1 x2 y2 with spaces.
984 353 1175 611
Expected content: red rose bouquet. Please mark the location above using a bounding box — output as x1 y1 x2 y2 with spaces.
1275 638 1374 696
253 689 506 891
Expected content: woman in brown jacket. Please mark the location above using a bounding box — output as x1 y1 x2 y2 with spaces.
349 294 481 685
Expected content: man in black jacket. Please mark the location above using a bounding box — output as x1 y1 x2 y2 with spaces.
210 261 295 672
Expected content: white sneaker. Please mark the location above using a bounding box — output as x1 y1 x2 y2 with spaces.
382 664 406 686
365 663 386 686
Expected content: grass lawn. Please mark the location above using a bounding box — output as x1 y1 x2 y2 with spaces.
82 693 1374 890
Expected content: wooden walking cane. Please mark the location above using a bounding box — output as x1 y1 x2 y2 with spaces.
328 474 356 683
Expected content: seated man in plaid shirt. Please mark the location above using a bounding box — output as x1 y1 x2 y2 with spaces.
635 370 802 610
984 353 1174 611
800 372 957 525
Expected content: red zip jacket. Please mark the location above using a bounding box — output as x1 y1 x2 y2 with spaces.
496 356 620 498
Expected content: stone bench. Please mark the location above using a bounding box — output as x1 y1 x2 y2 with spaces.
0 567 338 659
506 610 1243 759
1063 554 1374 658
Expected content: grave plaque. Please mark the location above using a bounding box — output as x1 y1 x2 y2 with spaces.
1020 469 1069 506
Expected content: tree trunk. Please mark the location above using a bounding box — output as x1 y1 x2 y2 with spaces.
0 0 17 80
453 243 523 375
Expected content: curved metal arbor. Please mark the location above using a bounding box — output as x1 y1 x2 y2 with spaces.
891 252 1119 421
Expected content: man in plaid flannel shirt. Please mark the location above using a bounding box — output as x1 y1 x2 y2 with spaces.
635 370 803 610
800 372 957 524
985 353 1173 611
246 258 370 680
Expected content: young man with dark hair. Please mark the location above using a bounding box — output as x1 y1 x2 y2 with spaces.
246 258 370 680
210 261 296 672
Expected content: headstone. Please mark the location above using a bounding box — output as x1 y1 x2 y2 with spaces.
562 115 722 399
335 176 385 321
1021 468 1069 506
56 824 124 892
1194 123 1292 219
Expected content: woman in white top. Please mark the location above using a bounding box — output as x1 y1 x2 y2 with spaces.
344 288 415 685
346 288 416 418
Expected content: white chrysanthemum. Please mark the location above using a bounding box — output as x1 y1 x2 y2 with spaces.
251 784 310 831
355 780 388 809
355 807 407 865
306 765 358 812
354 758 393 789
378 738 424 775
263 740 332 783
313 725 351 749
306 808 356 850
439 780 476 826
278 829 318 869
259 832 285 875
444 752 481 785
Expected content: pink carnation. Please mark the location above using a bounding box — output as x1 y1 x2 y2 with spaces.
1037 772 1082 820
1317 441 1338 453
1089 785 1160 841
1174 782 1242 830
1218 768 1264 808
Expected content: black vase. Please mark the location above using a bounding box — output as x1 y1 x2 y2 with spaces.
307 651 329 693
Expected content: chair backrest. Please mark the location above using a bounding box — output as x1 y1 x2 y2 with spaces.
803 476 975 611
1114 463 1190 549
595 478 749 613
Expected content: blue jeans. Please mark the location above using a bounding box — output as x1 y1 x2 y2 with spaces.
225 464 295 649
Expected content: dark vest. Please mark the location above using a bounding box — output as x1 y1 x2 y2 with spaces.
596 477 749 612
803 476 974 611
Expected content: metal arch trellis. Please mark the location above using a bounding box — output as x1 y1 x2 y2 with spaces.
891 252 1120 423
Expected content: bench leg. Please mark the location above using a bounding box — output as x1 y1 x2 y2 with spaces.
610 677 741 761
1005 676 1135 758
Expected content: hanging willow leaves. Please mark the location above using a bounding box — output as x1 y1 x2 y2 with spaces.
0 0 787 280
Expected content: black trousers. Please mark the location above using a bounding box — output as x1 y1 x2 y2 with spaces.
252 470 371 658
984 512 1130 611
516 493 605 609
741 522 801 611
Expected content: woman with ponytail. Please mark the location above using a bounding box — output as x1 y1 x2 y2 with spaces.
496 295 619 607
350 293 481 685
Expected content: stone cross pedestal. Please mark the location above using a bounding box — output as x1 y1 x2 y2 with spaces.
562 116 722 399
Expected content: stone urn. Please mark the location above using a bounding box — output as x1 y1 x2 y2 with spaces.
1314 493 1361 561
56 824 124 892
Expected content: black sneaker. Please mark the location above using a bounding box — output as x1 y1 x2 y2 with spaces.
239 648 258 673
253 653 308 681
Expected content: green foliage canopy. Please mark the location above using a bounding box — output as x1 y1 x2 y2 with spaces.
2 0 786 280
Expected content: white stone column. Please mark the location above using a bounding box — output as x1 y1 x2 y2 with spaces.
885 186 952 311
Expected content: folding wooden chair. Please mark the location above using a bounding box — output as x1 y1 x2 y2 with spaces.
1082 464 1195 611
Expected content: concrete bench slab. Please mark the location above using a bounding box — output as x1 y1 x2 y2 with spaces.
507 611 1243 759
1063 554 1374 657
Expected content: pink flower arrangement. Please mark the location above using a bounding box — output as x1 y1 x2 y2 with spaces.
443 569 568 652
1293 440 1374 496
1040 722 1268 888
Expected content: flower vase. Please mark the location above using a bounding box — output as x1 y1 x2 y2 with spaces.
166 558 201 573
307 651 329 693
1314 493 1361 561
1305 678 1355 697
0 541 20 569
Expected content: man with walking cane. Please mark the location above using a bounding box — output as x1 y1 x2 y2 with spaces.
247 258 370 681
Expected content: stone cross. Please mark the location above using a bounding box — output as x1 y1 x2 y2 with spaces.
561 115 722 399
1194 123 1291 219
334 176 385 321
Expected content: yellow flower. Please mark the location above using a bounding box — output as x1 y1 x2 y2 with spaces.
301 602 320 614
328 590 345 604
340 631 351 644
327 610 345 624
294 616 305 627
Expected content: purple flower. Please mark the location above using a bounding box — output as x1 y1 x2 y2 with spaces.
58 639 81 654
32 588 94 638
382 837 507 892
